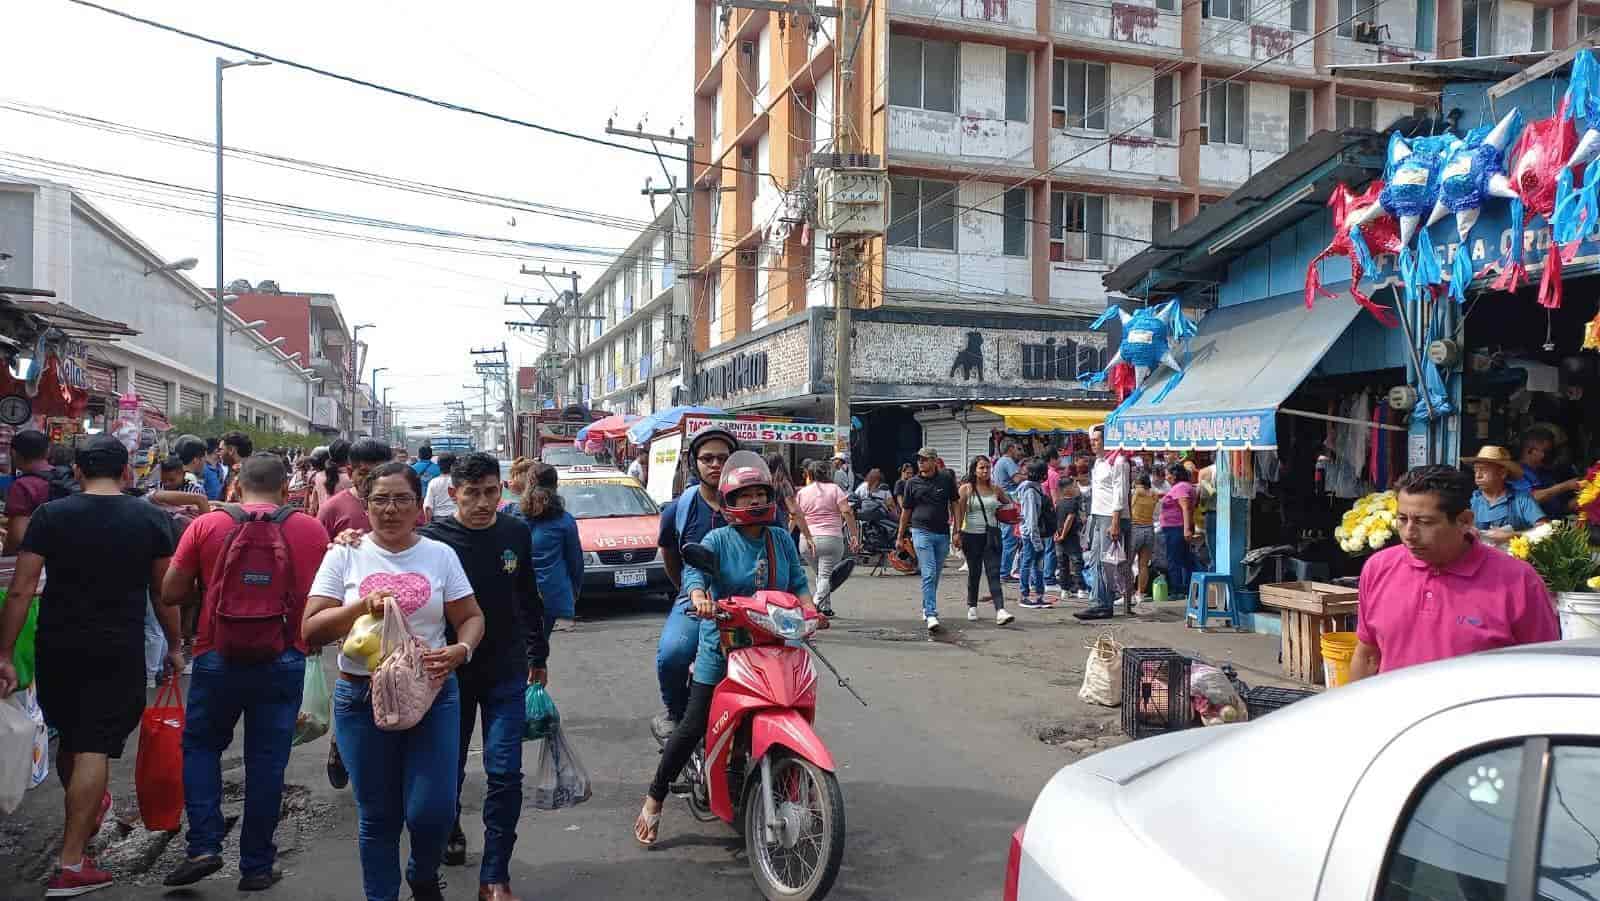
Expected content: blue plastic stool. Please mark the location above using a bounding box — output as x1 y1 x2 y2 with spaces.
1186 572 1241 630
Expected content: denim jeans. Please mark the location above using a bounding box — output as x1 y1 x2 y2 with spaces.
143 598 168 682
1019 538 1047 599
1088 515 1131 613
1042 541 1057 584
656 595 698 719
456 673 525 886
910 528 950 618
335 674 461 901
181 649 305 878
1055 539 1085 593
999 526 1018 581
1162 527 1196 602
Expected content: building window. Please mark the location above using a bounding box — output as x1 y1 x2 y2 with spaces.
1156 0 1176 10
1337 0 1377 38
1049 191 1105 262
1051 59 1107 130
1201 80 1247 145
1462 0 1496 56
752 247 773 329
1153 74 1175 139
1533 6 1550 52
707 275 722 346
712 91 723 155
889 34 957 113
1289 89 1310 147
1203 0 1248 22
1152 199 1175 244
1004 51 1029 123
1289 0 1310 32
1583 14 1600 40
1003 188 1028 258
888 177 958 250
1336 96 1375 130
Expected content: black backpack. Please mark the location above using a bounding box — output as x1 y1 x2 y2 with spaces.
19 465 81 502
1029 483 1056 536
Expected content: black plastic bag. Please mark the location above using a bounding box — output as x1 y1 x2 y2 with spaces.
530 723 591 810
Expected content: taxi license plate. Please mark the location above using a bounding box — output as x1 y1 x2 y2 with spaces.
615 569 647 588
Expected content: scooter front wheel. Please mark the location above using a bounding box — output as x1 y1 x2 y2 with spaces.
743 750 845 900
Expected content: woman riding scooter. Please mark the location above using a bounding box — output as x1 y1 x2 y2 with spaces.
635 450 814 845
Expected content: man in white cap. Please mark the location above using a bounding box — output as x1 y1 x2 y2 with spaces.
831 452 854 493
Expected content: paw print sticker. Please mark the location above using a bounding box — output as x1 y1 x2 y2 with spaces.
1467 766 1505 806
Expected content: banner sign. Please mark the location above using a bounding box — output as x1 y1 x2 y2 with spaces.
645 436 682 505
1104 408 1277 450
682 414 844 446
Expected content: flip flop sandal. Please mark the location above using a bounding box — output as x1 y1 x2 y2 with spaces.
635 810 661 846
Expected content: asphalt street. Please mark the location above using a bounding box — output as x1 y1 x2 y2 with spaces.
0 563 1290 900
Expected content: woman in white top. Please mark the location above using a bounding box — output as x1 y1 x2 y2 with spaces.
303 462 485 901
954 456 1015 625
422 453 459 521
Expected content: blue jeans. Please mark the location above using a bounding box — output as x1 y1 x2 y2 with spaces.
143 598 168 681
999 528 1018 579
1162 527 1195 602
1019 539 1046 598
1088 515 1131 613
1043 541 1057 584
455 673 525 886
334 675 460 901
910 528 950 618
181 649 305 878
656 595 697 719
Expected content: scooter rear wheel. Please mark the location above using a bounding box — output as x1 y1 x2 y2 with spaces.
743 750 845 900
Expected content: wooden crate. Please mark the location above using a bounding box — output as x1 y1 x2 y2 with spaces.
1259 582 1359 686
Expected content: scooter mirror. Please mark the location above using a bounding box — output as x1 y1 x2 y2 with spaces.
829 557 855 590
681 542 719 572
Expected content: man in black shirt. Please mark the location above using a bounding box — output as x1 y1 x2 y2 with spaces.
896 446 960 633
0 436 182 897
1053 478 1087 598
421 452 546 901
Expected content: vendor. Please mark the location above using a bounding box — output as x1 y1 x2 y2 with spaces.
1512 427 1583 519
1463 445 1546 544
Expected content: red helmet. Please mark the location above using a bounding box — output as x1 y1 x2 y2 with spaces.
718 450 776 526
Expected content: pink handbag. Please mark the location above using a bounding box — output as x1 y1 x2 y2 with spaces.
371 598 441 732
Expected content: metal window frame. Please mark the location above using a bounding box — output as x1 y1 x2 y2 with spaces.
1052 58 1107 131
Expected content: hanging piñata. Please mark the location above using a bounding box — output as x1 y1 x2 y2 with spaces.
1303 180 1402 327
1553 50 1600 246
1350 132 1458 306
1428 109 1524 303
1081 300 1198 408
1488 103 1578 308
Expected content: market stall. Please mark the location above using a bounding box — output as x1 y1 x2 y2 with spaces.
643 413 846 505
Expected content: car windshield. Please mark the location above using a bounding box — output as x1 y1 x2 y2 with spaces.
559 480 659 519
543 445 598 467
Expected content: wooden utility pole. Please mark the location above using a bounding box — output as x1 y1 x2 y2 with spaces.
832 0 863 454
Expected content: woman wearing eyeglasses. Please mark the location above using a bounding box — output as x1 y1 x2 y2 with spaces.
303 461 486 901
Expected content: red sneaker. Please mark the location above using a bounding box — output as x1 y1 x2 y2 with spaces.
47 859 114 897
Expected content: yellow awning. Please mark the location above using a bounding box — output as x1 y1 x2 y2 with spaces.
976 405 1108 432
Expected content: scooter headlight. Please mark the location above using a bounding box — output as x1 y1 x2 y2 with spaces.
765 603 815 640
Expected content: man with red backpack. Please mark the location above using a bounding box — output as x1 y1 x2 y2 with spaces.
157 453 330 892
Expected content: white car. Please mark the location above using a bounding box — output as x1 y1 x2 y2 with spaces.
1006 640 1600 901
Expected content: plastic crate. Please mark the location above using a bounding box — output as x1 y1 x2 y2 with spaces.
1243 685 1317 719
1120 648 1192 740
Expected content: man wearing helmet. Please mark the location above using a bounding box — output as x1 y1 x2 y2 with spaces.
652 428 738 741
634 450 813 845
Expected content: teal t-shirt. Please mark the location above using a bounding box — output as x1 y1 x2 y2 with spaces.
683 524 810 600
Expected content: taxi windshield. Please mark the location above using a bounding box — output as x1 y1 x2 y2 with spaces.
543 445 599 467
559 479 659 519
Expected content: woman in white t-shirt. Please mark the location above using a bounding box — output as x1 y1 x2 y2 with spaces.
795 459 860 618
303 462 484 901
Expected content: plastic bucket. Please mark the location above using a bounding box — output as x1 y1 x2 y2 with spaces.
1321 631 1358 688
1558 592 1600 640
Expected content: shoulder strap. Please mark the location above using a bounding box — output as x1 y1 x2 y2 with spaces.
270 505 297 524
763 529 778 590
223 506 251 525
977 487 992 528
674 491 695 542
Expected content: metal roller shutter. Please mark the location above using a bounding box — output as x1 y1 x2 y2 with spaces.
179 386 205 416
134 372 170 413
920 416 967 465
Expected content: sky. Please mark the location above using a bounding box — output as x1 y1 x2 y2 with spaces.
2 0 694 431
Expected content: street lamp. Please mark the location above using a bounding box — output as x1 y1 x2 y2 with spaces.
254 336 287 351
368 366 389 438
215 55 271 424
350 323 375 437
284 352 302 363
144 257 198 277
228 319 268 334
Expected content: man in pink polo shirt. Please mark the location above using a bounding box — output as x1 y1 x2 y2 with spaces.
1351 465 1559 680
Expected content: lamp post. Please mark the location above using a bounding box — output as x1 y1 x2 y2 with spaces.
144 257 198 277
382 386 393 444
369 366 389 438
215 56 271 424
349 323 374 438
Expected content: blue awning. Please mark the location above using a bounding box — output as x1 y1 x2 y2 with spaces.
1104 292 1363 450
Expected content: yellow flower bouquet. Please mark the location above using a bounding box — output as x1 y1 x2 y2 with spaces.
1334 490 1399 555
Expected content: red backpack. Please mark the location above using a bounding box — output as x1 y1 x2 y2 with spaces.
207 506 300 662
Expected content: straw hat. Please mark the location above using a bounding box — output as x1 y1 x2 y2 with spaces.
1462 445 1524 479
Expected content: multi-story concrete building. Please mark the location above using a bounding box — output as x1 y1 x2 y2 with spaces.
229 284 361 437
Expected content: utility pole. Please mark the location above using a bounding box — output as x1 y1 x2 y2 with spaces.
831 0 862 455
470 344 514 454
520 267 585 405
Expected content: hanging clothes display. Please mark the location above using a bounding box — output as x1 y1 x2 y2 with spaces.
1327 391 1371 499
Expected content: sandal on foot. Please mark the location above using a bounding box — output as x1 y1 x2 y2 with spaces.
634 808 661 846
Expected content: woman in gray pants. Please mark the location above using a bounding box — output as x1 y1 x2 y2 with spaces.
795 460 859 618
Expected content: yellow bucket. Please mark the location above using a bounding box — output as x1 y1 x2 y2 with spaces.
1321 631 1358 688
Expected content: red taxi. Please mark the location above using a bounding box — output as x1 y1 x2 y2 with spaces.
556 466 671 595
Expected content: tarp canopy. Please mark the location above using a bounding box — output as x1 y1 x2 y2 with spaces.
1104 292 1362 451
626 405 724 445
575 412 639 443
976 405 1107 433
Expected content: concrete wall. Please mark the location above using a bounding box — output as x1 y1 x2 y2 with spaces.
823 314 1110 392
892 0 1038 31
888 41 1031 162
1050 0 1182 51
0 189 32 281
229 293 313 365
1200 13 1314 68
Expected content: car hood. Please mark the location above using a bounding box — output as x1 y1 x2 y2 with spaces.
1075 722 1238 785
575 515 657 552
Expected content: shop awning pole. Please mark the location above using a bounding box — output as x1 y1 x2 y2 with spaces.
1279 407 1408 433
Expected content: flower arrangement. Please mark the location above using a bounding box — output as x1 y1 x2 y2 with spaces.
1577 462 1600 514
1507 521 1600 595
1335 490 1399 555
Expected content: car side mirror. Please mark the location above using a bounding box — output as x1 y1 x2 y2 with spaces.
681 542 718 572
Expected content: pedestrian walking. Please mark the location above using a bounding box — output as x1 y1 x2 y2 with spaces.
411 444 442 491
218 431 253 503
831 452 854 493
896 446 961 633
523 463 583 637
318 439 396 539
953 456 1014 625
991 441 1025 584
499 457 534 518
4 429 62 554
203 437 225 501
303 462 485 901
1350 465 1559 681
1053 475 1087 598
1158 464 1198 603
627 446 648 484
795 459 859 619
160 453 331 891
1129 474 1158 605
310 439 354 519
0 436 183 898
422 453 459 521
1016 460 1056 608
765 452 808 542
1076 427 1132 621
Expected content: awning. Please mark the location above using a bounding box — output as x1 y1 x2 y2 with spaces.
976 405 1107 433
1104 292 1363 450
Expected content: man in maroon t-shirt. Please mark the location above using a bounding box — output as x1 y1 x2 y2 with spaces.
158 453 330 891
316 438 396 538
4 429 56 554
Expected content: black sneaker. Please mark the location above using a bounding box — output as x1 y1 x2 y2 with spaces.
238 866 283 892
163 855 223 887
1074 608 1113 621
818 602 836 619
327 742 349 790
407 877 446 901
443 824 467 867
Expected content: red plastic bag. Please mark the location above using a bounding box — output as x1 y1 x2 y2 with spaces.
136 676 185 832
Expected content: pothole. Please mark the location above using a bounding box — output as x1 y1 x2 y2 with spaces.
846 627 926 642
1032 718 1128 757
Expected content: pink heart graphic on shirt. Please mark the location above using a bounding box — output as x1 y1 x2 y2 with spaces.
359 572 433 617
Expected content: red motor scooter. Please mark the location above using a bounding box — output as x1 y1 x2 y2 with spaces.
669 543 866 901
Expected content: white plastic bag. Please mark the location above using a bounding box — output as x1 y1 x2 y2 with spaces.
1078 632 1122 707
1189 663 1248 726
530 723 591 810
0 692 34 814
293 651 331 746
22 686 47 788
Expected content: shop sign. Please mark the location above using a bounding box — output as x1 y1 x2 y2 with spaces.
1105 408 1276 450
683 414 842 446
688 351 768 402
645 438 682 505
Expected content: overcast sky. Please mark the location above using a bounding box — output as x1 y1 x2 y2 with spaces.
3 0 692 430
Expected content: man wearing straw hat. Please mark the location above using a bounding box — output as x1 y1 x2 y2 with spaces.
1462 445 1548 545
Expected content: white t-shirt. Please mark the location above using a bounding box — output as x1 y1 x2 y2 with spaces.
627 458 645 481
423 475 457 519
309 534 475 676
